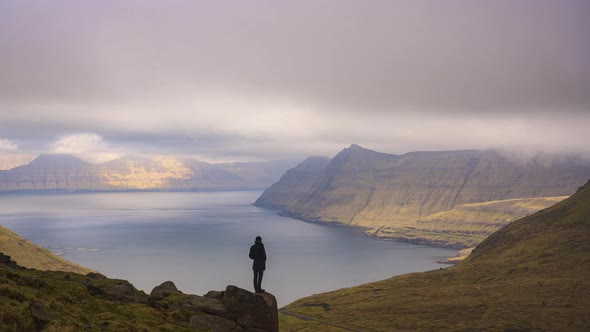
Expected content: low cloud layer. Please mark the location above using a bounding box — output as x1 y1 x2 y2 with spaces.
1 0 589 162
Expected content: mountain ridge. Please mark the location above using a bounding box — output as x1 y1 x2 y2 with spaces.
256 145 590 248
0 154 296 192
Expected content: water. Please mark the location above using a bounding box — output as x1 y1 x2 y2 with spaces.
0 191 455 306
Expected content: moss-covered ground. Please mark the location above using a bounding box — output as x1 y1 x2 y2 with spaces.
0 266 197 331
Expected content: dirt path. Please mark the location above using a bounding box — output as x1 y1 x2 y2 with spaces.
279 309 367 332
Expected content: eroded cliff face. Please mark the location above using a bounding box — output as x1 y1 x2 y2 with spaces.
255 145 590 247
0 154 288 191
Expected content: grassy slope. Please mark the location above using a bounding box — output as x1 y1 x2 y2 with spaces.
0 267 191 331
0 225 92 274
282 181 590 331
368 196 567 248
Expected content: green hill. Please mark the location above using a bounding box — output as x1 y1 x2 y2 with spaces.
256 145 590 248
281 180 590 331
0 225 92 274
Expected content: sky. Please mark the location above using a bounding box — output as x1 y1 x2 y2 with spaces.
0 0 589 163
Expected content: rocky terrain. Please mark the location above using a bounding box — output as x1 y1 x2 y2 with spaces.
256 144 590 248
281 179 590 331
0 253 278 331
0 154 294 192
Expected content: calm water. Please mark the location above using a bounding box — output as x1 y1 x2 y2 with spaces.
0 191 455 306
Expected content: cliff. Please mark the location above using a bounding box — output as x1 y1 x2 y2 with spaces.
0 257 279 331
256 145 590 247
0 154 292 192
282 179 590 331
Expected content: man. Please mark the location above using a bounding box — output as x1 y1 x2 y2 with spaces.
249 235 267 293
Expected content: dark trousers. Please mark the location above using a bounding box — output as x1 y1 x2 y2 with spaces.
253 270 263 291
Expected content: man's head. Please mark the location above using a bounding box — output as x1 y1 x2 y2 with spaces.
255 236 262 243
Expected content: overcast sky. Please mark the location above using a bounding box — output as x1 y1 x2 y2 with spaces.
1 0 589 162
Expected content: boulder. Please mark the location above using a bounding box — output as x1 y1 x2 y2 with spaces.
0 252 22 269
86 272 107 280
148 282 278 332
222 285 279 332
189 313 236 331
184 294 228 318
85 280 137 303
149 281 179 301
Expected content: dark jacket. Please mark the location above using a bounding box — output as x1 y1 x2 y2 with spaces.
249 242 266 271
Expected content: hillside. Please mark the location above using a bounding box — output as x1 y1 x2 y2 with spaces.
367 196 568 248
256 145 590 247
281 179 590 331
0 255 278 331
0 154 292 192
0 225 92 274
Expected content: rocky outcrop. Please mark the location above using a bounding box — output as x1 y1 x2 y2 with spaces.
0 252 23 269
256 145 590 247
0 256 279 332
148 281 279 332
0 154 292 192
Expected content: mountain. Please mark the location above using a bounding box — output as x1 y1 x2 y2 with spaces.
217 159 299 189
0 153 37 170
0 225 92 274
281 179 590 331
0 154 293 192
254 156 331 210
255 145 590 247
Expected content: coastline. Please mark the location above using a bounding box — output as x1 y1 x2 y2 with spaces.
254 202 463 263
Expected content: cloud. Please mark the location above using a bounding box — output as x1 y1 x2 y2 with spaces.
0 139 18 152
53 133 122 163
0 0 588 161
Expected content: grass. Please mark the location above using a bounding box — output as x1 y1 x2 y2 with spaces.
365 196 567 249
281 181 590 331
0 267 194 331
0 225 93 274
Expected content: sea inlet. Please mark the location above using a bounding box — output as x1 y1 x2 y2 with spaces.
0 191 455 306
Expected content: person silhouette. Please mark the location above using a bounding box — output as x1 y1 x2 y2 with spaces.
249 235 267 293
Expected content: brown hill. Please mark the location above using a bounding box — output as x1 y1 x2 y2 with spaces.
282 179 590 331
0 225 91 274
256 145 590 247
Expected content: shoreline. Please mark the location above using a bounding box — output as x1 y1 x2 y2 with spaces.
255 203 463 263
